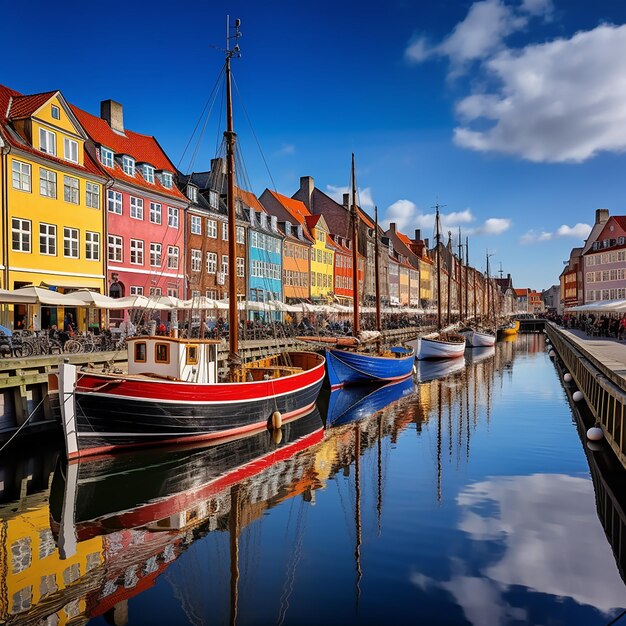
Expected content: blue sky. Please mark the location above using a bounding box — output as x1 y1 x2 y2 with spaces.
5 0 626 290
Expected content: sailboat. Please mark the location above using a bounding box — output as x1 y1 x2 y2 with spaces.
53 19 326 460
460 249 496 347
417 203 466 360
321 155 415 388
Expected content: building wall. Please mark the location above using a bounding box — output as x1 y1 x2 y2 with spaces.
282 237 310 301
248 220 282 308
309 224 334 301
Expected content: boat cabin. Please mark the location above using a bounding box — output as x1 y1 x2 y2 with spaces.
127 336 220 383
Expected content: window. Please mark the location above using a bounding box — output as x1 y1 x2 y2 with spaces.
221 255 229 274
150 243 162 267
149 287 162 296
63 176 79 204
150 202 162 224
207 219 217 238
237 256 245 277
155 343 170 363
12 161 31 191
222 222 228 240
107 190 122 214
85 231 100 260
167 246 179 269
236 225 245 244
209 190 218 208
130 196 143 220
187 185 198 202
130 239 144 265
142 164 155 183
39 128 56 155
162 172 173 188
108 235 122 262
39 223 56 255
86 182 100 208
64 138 78 163
134 342 147 363
168 206 179 228
190 215 202 234
63 227 79 258
39 169 57 198
206 252 217 273
191 249 202 272
12 218 31 252
51 104 60 120
123 156 135 176
186 345 198 365
100 146 114 168
130 286 143 295
167 287 178 298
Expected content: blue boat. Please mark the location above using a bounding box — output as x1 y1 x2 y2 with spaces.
325 376 416 428
326 346 416 389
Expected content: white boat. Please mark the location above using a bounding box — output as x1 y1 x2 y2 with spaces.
460 328 496 347
416 332 466 360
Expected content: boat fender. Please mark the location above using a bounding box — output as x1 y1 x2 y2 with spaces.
271 410 282 430
563 373 572 383
572 390 584 402
587 426 603 441
548 350 555 358
272 428 283 445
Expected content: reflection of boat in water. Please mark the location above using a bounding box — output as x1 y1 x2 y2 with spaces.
325 377 416 428
50 406 323 540
416 357 466 383
464 345 495 365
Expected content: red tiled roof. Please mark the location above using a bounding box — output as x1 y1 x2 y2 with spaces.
9 91 58 119
236 187 266 213
265 190 314 241
0 84 104 178
358 208 375 229
305 214 322 229
70 104 186 201
396 231 412 247
514 288 529 297
613 216 626 230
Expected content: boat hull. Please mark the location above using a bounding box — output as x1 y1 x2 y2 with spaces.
67 351 325 459
461 329 496 347
417 336 466 360
325 346 415 389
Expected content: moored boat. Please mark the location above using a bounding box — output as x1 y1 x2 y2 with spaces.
417 332 466 360
460 328 496 347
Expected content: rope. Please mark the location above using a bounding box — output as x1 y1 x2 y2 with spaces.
0 394 47 455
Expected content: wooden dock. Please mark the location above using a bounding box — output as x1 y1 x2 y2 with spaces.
546 323 626 469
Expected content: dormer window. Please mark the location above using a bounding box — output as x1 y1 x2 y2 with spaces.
297 225 303 239
123 156 135 177
64 138 78 163
187 185 198 203
285 222 292 236
100 147 114 168
39 128 56 156
209 190 218 209
51 105 60 120
161 172 173 189
260 213 267 229
249 207 256 224
141 164 155 184
271 215 278 231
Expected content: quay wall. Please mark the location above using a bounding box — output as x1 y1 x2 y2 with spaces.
546 323 626 470
0 325 430 442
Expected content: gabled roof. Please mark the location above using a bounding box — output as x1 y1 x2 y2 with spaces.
236 187 266 214
264 190 315 242
8 90 58 119
396 231 412 247
358 208 375 229
71 104 186 201
514 288 529 297
305 214 322 229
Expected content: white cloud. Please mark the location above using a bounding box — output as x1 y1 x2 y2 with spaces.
454 23 626 162
520 222 591 244
382 199 418 231
405 36 432 63
275 143 295 156
325 184 375 210
476 217 512 235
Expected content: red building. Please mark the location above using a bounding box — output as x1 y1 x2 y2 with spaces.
328 233 352 304
72 101 187 313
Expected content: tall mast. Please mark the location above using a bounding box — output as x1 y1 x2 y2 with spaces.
446 231 452 326
374 206 381 333
225 18 241 381
350 154 360 336
465 236 469 320
435 203 442 331
457 228 463 321
486 252 491 324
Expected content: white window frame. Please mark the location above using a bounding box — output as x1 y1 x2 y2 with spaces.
12 161 31 192
63 227 79 258
64 137 78 163
149 202 162 224
51 104 60 120
108 235 123 262
86 182 100 209
130 286 144 295
130 196 144 220
39 168 57 198
39 223 56 256
100 146 114 168
237 256 245 277
191 249 202 272
107 190 122 214
149 287 162 296
123 156 135 176
236 225 245 244
63 176 79 204
130 239 144 265
39 128 56 155
85 231 100 261
168 206 179 228
209 190 218 208
187 185 198 202
142 164 155 183
222 222 229 240
162 172 173 188
12 218 31 252
150 242 162 267
190 215 202 235
221 255 229 274
167 245 179 269
207 219 217 238
206 252 217 274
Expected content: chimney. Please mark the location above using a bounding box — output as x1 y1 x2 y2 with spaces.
390 222 397 232
300 176 314 210
342 193 349 208
424 238 429 249
210 157 227 175
100 100 124 134
596 208 609 224
414 229 421 242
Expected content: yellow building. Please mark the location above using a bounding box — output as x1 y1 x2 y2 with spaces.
0 85 107 330
306 215 334 302
418 256 433 306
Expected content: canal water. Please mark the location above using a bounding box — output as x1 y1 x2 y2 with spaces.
2 333 626 625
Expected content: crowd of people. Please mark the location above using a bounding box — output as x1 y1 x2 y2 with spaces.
551 312 626 340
